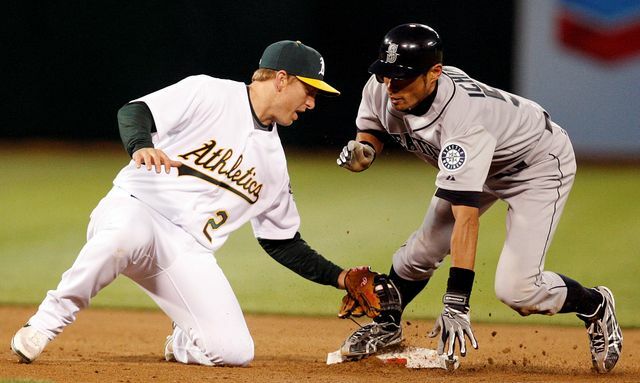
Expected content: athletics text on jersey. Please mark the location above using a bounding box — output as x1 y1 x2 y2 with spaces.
113 75 300 251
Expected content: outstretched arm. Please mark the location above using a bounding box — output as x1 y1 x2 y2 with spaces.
257 232 346 289
450 204 479 270
428 200 480 358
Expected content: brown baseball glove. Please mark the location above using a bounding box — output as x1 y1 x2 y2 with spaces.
338 267 402 319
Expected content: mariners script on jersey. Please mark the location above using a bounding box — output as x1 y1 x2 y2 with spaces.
113 75 300 251
357 66 552 192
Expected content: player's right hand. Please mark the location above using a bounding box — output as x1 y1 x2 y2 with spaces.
133 147 182 174
428 298 478 358
336 140 376 172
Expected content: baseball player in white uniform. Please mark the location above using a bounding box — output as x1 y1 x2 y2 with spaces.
11 40 349 367
336 24 622 373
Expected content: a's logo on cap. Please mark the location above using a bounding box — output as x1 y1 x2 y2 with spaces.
386 43 399 63
319 57 325 76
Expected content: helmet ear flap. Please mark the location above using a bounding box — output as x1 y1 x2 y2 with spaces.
375 74 384 84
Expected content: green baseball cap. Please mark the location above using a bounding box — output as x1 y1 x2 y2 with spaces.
259 40 340 95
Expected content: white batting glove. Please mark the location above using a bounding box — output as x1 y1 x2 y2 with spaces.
336 140 376 172
428 293 478 358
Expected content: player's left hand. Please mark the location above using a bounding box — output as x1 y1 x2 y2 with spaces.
338 267 401 319
428 295 478 358
133 148 182 173
336 140 376 172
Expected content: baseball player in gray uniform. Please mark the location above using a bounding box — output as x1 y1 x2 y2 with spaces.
336 23 622 373
11 40 350 367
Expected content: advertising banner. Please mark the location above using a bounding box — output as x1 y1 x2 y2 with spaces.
516 0 640 157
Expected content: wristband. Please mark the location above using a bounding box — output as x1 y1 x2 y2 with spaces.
445 267 475 309
443 291 470 308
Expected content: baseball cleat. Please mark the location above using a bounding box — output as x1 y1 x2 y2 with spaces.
164 321 177 362
340 321 403 358
579 286 623 373
10 324 50 364
164 334 176 362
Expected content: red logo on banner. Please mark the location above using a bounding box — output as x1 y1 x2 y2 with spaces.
557 0 640 62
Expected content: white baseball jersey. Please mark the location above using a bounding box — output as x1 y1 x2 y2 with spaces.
113 75 300 251
26 75 303 366
356 66 551 192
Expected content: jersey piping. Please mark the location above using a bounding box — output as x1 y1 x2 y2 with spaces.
537 153 564 281
412 73 456 132
246 86 273 132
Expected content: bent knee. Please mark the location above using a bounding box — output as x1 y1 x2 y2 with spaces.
392 251 444 280
392 259 438 280
209 338 254 366
224 348 254 367
198 330 254 366
494 280 540 315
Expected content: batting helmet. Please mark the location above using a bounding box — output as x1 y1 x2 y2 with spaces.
368 23 443 81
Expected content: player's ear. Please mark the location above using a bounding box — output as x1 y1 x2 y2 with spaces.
425 64 443 87
430 64 443 78
274 70 289 92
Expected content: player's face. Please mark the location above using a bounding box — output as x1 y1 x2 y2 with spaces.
383 65 441 111
275 76 317 126
383 75 428 111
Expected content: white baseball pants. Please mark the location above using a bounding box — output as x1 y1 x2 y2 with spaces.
27 186 254 366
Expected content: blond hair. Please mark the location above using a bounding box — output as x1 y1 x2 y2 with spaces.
251 68 296 83
252 68 277 82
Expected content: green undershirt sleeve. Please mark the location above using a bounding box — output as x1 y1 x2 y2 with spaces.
257 232 343 288
117 102 157 157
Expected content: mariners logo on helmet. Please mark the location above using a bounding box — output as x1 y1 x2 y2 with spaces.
440 143 466 171
369 23 443 80
386 43 399 63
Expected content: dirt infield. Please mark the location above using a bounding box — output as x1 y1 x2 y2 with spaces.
1 306 638 383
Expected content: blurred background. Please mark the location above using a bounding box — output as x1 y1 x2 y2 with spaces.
2 0 639 326
5 0 638 156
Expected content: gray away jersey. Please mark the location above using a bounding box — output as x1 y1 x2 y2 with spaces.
356 66 551 192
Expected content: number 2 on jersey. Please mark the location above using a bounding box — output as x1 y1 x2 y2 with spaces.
203 210 228 242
